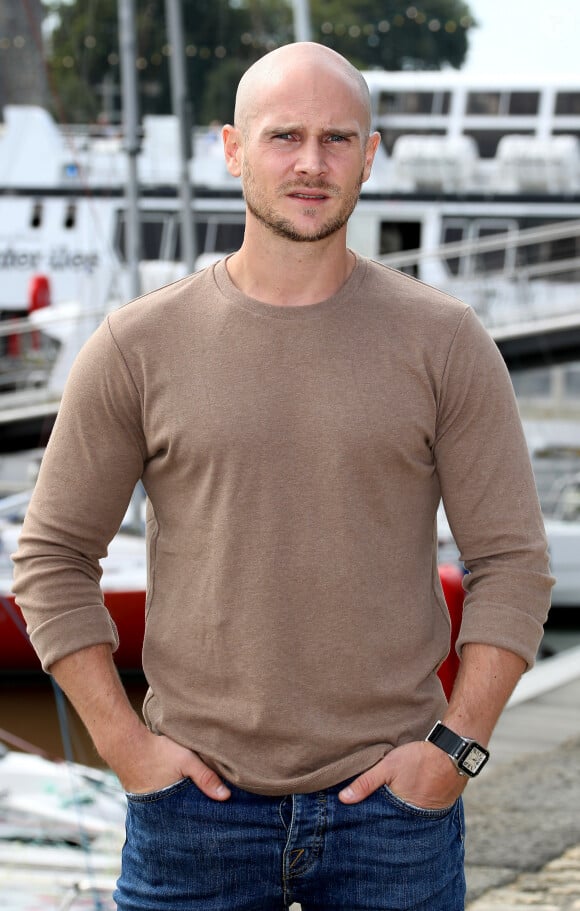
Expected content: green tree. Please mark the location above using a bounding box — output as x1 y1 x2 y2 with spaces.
42 0 476 125
312 0 475 71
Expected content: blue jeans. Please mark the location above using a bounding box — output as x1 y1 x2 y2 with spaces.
114 777 465 911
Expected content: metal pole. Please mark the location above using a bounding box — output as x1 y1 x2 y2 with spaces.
118 0 141 299
165 0 197 272
291 0 312 42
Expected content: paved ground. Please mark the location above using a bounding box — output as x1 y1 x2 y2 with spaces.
468 843 580 909
3 652 578 910
464 669 580 909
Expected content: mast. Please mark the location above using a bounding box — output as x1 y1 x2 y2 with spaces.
165 0 197 272
118 0 141 300
291 0 312 42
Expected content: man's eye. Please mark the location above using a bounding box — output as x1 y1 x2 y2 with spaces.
327 135 347 143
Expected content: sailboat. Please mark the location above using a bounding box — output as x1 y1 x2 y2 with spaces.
0 735 125 911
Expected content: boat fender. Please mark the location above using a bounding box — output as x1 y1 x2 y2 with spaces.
28 274 51 350
28 273 51 312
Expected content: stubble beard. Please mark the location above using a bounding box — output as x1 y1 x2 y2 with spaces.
242 168 365 243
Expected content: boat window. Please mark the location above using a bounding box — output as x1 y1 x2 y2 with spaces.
462 129 533 158
508 92 540 115
64 203 76 229
546 236 580 280
174 221 208 261
379 221 421 277
142 218 167 258
474 240 505 274
555 92 580 115
116 214 246 263
379 127 446 155
530 438 580 516
514 219 580 281
564 365 580 398
473 221 514 273
520 235 579 264
175 217 245 258
115 212 173 261
553 129 580 142
434 92 451 115
516 236 555 269
382 92 434 114
442 219 520 275
377 91 450 117
466 92 501 115
211 219 245 253
379 221 421 274
510 368 553 399
30 201 43 229
441 220 468 276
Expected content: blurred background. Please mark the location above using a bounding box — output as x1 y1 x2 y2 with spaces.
1 3 580 907
1 0 580 745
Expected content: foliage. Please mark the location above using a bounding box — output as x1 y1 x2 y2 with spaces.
313 0 474 71
42 0 476 124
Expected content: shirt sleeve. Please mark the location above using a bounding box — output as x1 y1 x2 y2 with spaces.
11 317 147 671
433 306 554 668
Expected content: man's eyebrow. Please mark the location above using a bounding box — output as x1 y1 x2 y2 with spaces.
260 125 361 138
260 125 303 136
324 128 360 138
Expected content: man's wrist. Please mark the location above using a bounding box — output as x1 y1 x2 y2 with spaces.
426 720 490 778
94 709 148 768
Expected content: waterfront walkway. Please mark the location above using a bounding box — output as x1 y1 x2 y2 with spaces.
464 645 580 908
2 645 578 910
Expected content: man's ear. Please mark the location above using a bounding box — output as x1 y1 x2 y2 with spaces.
362 131 381 184
222 124 243 178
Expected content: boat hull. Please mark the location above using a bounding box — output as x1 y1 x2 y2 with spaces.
0 590 146 674
0 568 465 693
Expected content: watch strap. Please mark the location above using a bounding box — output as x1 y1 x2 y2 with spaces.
428 721 467 757
426 721 490 777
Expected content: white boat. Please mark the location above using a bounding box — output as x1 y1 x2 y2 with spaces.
437 420 580 609
0 741 124 910
2 71 580 388
2 71 580 604
524 418 580 607
437 507 580 610
0 745 125 844
0 491 147 672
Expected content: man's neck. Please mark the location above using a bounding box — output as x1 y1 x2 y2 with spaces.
226 226 355 307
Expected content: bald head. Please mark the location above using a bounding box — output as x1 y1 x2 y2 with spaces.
234 42 372 139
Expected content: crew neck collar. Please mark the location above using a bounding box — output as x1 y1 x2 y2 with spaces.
212 252 368 320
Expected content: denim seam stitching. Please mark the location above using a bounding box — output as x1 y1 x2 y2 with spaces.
381 784 455 819
286 791 328 881
125 777 192 803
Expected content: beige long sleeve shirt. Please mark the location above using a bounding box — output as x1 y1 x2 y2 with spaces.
12 255 553 794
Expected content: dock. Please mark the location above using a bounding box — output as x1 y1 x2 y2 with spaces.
1 643 579 910
464 644 580 908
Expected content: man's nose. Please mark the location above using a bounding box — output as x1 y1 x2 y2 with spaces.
293 139 328 176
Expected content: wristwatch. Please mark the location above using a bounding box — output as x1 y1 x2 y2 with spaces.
426 721 490 777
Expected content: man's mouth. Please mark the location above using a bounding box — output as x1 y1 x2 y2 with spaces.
288 191 328 200
279 180 340 201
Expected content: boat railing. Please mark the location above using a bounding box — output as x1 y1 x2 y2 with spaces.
380 218 580 272
0 489 32 518
0 299 116 401
1 219 580 412
379 218 580 331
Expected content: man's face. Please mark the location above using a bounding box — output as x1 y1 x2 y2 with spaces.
231 68 379 244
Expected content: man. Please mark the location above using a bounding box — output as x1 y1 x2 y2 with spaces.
13 42 553 910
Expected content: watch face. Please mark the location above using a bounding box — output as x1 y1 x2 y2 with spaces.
460 745 489 775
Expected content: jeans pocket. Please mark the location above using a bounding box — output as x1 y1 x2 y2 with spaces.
125 776 192 803
381 784 457 819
